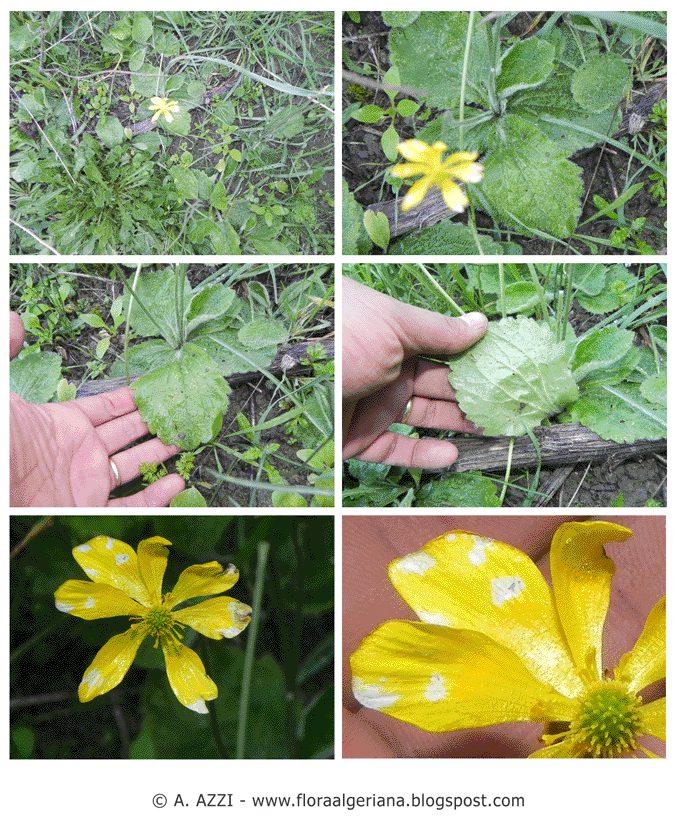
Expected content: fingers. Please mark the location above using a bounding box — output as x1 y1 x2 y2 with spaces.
108 474 185 507
394 304 487 358
353 431 460 469
9 312 25 359
74 387 138 426
404 395 481 434
109 438 182 487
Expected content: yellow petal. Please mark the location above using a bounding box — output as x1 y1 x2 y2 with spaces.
398 139 442 161
439 179 468 212
78 627 145 702
162 639 218 713
174 597 252 639
163 111 174 123
401 177 432 211
150 97 166 106
639 696 665 742
388 531 583 697
169 562 241 607
150 110 162 122
550 521 632 679
72 536 151 607
390 162 432 179
136 537 171 604
351 621 577 732
55 580 146 620
616 596 666 693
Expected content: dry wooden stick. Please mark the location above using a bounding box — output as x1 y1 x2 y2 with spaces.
448 423 666 473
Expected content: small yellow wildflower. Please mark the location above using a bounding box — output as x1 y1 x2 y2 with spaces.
54 536 251 713
350 522 665 757
148 97 180 123
390 139 483 213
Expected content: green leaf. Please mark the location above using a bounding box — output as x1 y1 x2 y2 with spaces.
571 326 639 386
210 181 229 212
132 342 231 449
417 473 501 507
131 12 153 44
510 69 620 156
479 114 582 238
208 221 240 254
342 179 371 253
382 11 421 28
109 20 131 41
363 209 390 251
238 319 288 349
389 11 496 110
126 268 192 346
571 53 630 112
640 371 667 408
10 352 61 403
128 48 146 72
95 115 124 148
501 281 552 314
351 105 385 124
185 285 237 337
575 266 637 313
381 122 400 162
390 220 521 255
267 106 305 138
169 487 208 507
449 316 579 436
562 382 666 443
10 725 36 759
497 37 556 98
396 98 419 117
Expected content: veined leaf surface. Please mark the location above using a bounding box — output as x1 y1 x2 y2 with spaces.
133 342 230 449
449 316 579 436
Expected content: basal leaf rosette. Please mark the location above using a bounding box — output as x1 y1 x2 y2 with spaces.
449 316 579 436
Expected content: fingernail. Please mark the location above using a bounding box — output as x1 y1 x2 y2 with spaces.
459 312 488 333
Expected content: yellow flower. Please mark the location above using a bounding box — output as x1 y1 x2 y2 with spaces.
148 97 180 123
350 522 665 757
54 536 251 713
390 139 483 213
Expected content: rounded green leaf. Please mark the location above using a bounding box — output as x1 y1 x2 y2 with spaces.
497 37 556 98
238 319 288 349
132 13 153 43
449 316 579 436
169 487 208 507
132 342 231 449
480 114 582 238
351 105 385 124
571 53 629 112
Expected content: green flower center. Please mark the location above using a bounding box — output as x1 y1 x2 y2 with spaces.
572 680 642 758
136 604 183 647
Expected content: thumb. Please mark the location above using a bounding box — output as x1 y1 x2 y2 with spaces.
394 302 488 357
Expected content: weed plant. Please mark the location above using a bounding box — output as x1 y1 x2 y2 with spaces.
10 264 334 507
10 11 334 255
343 263 666 507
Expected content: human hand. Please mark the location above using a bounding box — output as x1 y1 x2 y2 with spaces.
342 515 665 758
342 277 487 469
10 311 184 507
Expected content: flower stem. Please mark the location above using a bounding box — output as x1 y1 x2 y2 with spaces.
199 637 229 758
236 539 270 759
